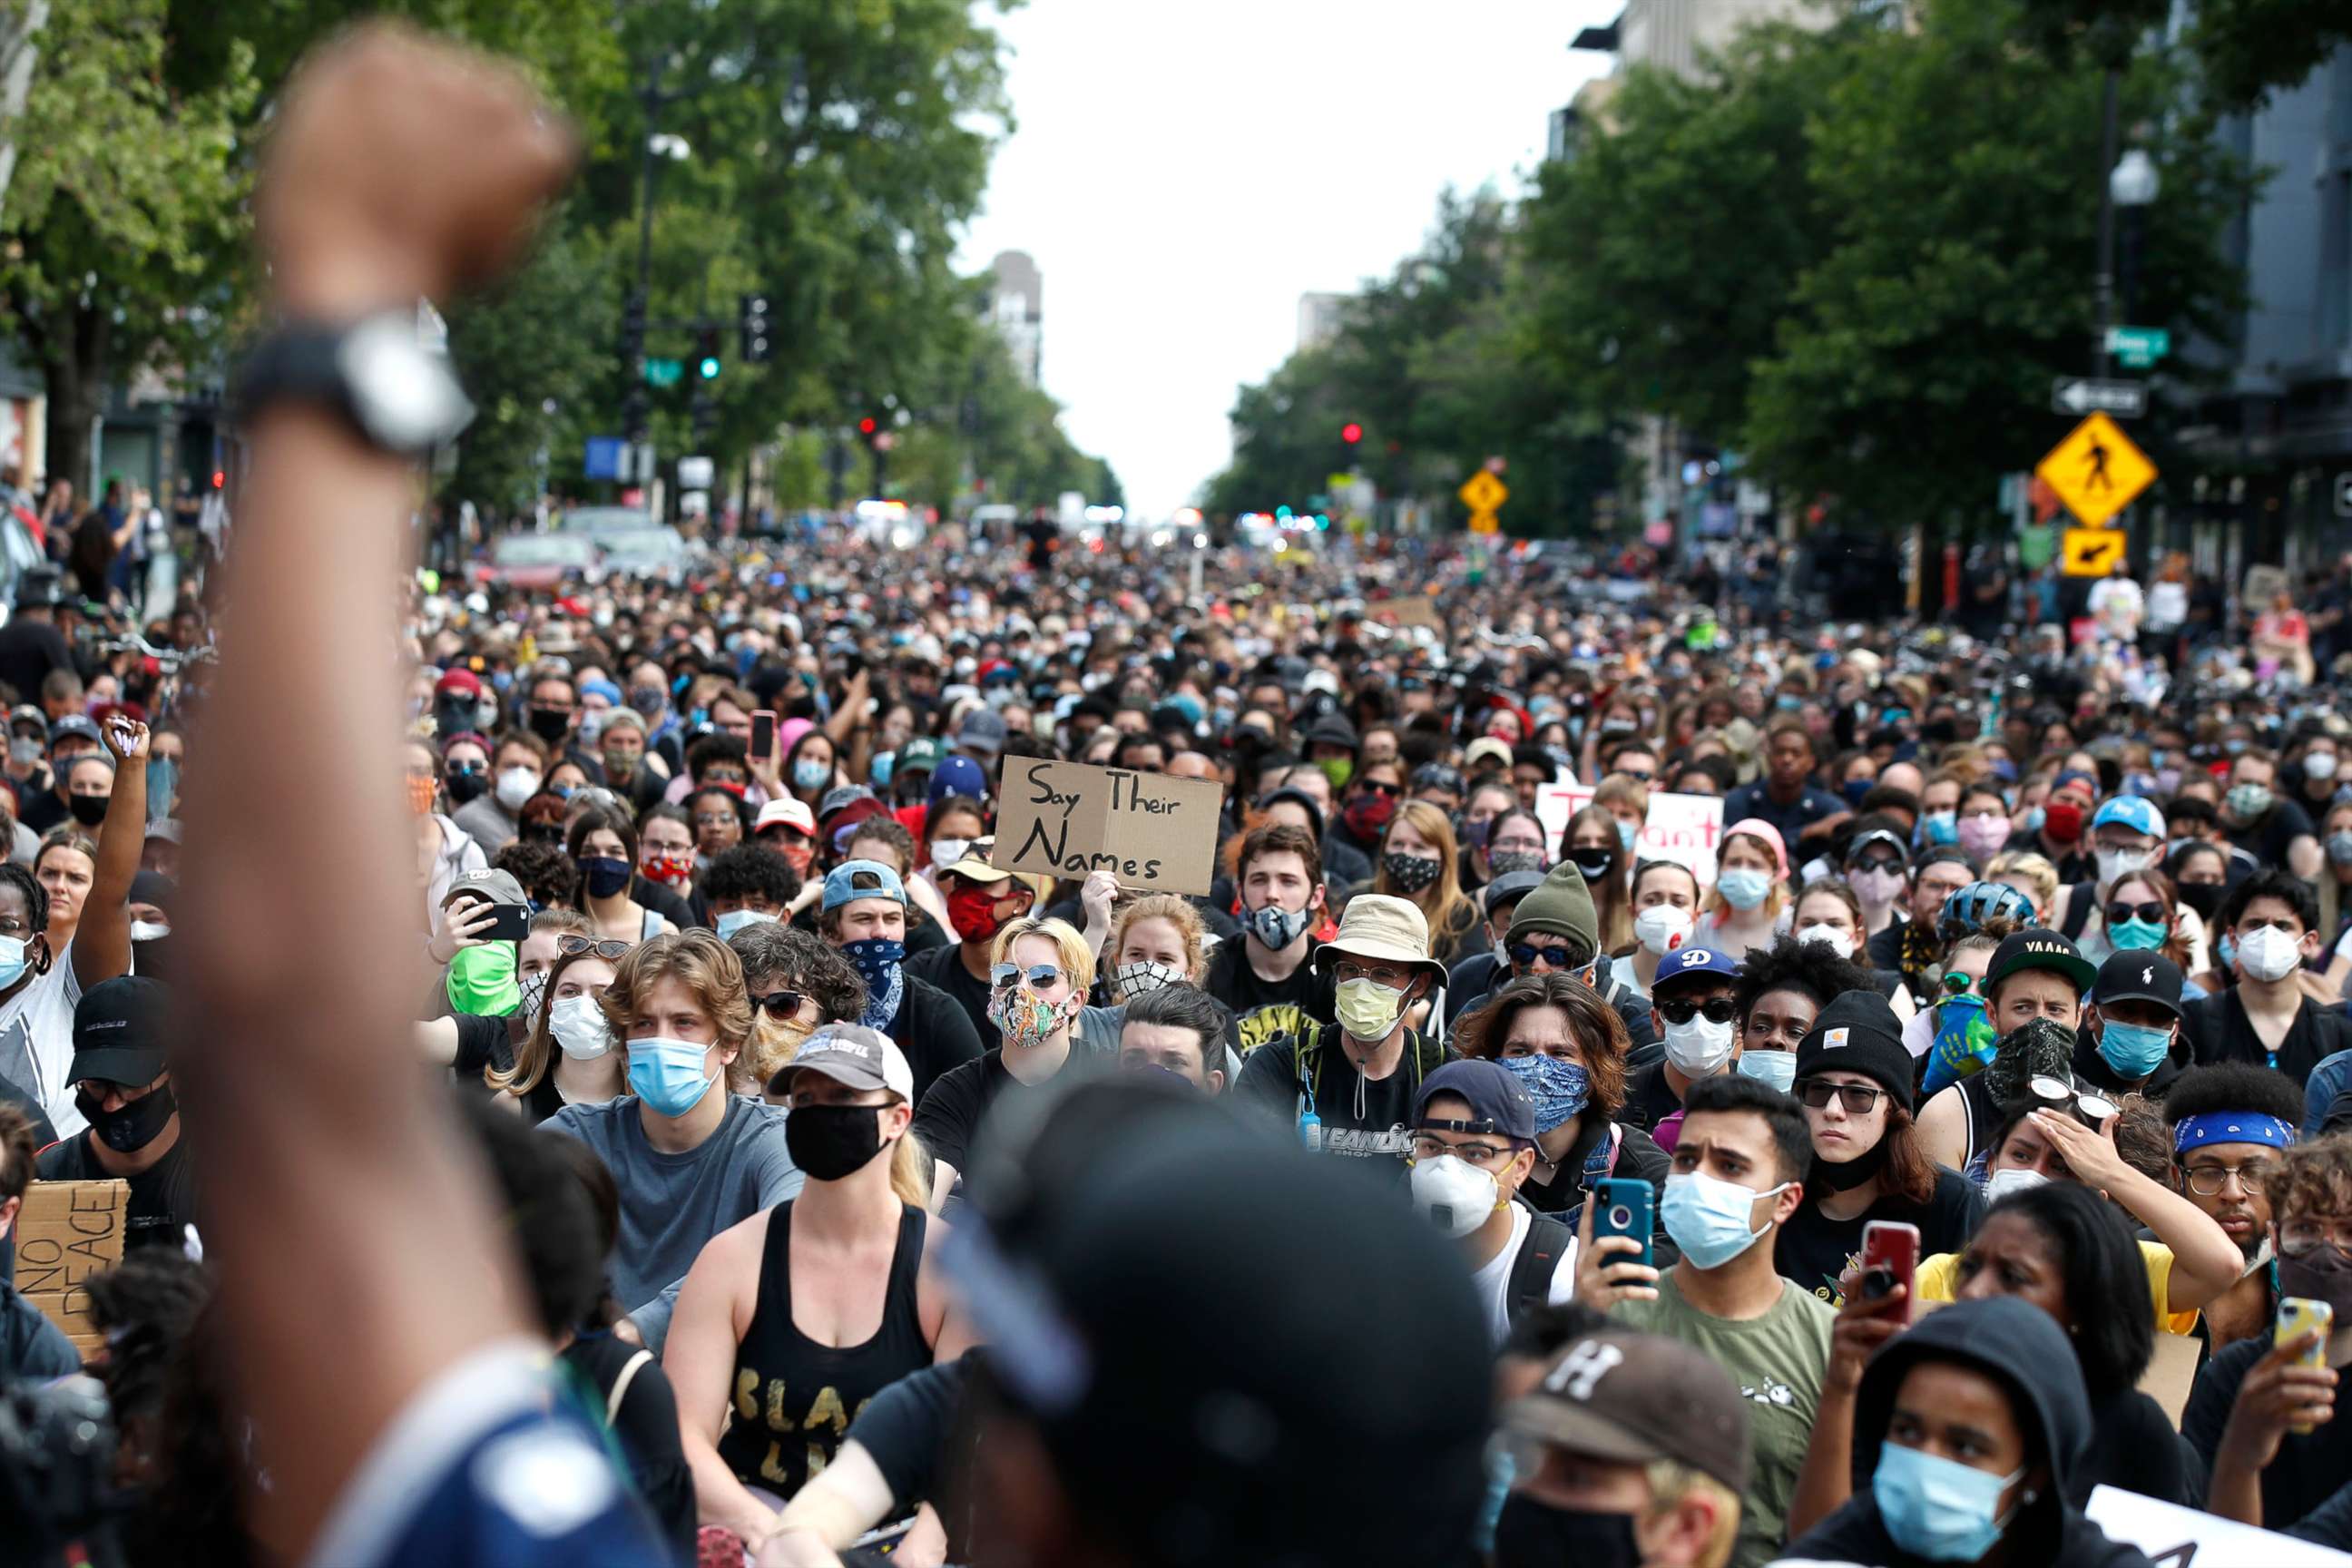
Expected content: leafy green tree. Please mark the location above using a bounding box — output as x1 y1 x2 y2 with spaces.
1741 0 2248 525
442 225 620 511
2014 0 2352 111
0 0 256 491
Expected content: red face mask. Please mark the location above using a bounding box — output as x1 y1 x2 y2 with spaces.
1342 793 1396 840
948 882 1014 943
2043 800 2085 844
642 851 694 887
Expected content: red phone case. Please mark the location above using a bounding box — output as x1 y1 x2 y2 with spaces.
1861 1220 1919 1318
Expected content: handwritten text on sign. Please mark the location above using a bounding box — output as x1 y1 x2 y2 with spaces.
996 759 1225 896
17 1178 127 1356
1534 786 1727 887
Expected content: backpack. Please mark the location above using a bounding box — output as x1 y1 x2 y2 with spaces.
1506 1210 1576 1328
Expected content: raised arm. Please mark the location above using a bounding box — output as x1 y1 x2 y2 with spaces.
2029 1108 2242 1311
74 716 149 986
176 26 574 1555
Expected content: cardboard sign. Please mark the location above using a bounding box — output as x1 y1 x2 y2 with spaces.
2085 1485 2347 1566
1382 594 1442 629
16 1179 128 1357
1535 786 1727 886
995 758 1224 896
2139 1328 2202 1428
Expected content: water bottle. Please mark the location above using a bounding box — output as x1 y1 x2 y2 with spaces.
1298 1103 1322 1154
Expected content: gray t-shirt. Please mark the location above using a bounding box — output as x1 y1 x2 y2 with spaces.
544 1092 801 1350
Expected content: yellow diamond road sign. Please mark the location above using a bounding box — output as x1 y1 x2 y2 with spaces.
2061 526 2128 578
1459 471 1508 514
2035 413 2154 529
1467 510 1501 534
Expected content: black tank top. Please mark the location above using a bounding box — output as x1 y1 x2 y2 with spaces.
715 1200 933 1498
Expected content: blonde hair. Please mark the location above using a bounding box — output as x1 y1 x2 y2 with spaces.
1701 829 1788 925
597 929 753 1049
1986 850 2058 915
1108 895 1210 983
889 1127 931 1208
1376 800 1476 939
990 916 1097 997
1644 1459 1741 1568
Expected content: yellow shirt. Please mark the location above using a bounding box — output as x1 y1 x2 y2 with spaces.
1917 1240 2201 1337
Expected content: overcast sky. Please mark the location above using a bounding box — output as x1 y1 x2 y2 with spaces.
956 0 1613 518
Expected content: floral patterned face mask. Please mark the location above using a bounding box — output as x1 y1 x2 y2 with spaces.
988 985 1070 1047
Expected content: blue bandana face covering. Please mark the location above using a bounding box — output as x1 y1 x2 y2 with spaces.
1496 1054 1590 1134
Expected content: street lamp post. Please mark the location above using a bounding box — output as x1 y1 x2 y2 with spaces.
2091 70 2122 379
2110 146 2160 334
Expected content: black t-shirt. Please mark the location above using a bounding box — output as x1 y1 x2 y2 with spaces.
36 1132 199 1255
890 975 985 1111
1772 1168 1984 1307
1621 1060 1685 1134
2228 796 2317 869
2181 988 2352 1087
561 1329 697 1563
1229 1023 1449 1161
2185 1333 2352 1530
850 1352 974 1518
451 1011 521 1083
631 875 695 933
1203 936 1334 1057
2074 1389 2193 1507
18 786 65 836
0 617 70 709
903 942 998 1048
913 1048 1085 1190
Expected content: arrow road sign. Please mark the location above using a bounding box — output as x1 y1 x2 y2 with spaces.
2052 377 2146 418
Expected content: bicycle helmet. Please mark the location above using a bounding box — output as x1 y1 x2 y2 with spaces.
1937 880 2036 945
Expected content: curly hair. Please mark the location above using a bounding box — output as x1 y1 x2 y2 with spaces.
2161 1063 2306 1136
2269 1134 2352 1228
1731 932 1877 1032
493 839 576 909
597 928 753 1050
1454 973 1630 1120
733 922 867 1025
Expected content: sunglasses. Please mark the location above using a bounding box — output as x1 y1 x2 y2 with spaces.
1798 1080 1887 1113
1507 943 1587 975
991 962 1063 991
1357 779 1403 798
1656 995 1739 1026
2027 1073 2117 1122
1618 769 1654 783
1939 971 1980 998
557 936 632 961
750 989 809 1019
1851 855 1905 876
2106 901 2166 927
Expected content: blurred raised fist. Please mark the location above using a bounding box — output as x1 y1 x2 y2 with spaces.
260 23 578 320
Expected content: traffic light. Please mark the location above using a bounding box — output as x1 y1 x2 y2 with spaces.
858 416 878 440
739 293 773 363
1341 422 1363 446
620 290 646 364
696 328 721 380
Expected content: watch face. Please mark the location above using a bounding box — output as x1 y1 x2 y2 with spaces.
338 315 474 450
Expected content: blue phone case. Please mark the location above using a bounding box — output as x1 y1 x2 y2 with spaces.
1592 1178 1653 1267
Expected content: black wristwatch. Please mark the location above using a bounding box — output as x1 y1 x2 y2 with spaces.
235 312 475 458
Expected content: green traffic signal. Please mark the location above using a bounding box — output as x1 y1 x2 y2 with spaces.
699 356 721 379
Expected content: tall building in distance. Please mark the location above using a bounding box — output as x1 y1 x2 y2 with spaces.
988 250 1043 387
1297 291 1351 352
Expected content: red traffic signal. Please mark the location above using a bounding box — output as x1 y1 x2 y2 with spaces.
858 416 877 436
1340 422 1363 445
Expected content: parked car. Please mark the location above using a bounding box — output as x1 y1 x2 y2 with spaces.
475 531 596 591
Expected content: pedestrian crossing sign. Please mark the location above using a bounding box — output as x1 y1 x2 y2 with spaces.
2035 413 2154 529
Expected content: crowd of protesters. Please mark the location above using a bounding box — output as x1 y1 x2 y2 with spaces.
5 24 2352 1568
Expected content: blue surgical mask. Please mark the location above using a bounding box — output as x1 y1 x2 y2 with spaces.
2021 806 2045 835
2097 1017 2173 1079
1735 1049 1798 1093
793 759 832 789
1659 1171 1788 1271
1872 1442 2026 1563
2106 916 2167 951
626 1036 719 1118
1496 1054 1590 1134
1616 818 1638 853
1922 810 1959 847
1715 867 1773 912
0 935 29 991
715 909 779 940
